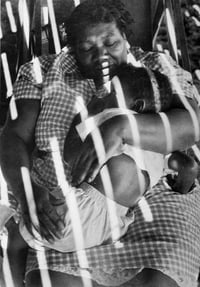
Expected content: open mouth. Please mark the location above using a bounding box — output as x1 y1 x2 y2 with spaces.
93 61 117 81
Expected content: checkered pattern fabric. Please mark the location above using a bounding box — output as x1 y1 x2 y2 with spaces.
26 178 200 285
13 47 194 188
13 47 200 284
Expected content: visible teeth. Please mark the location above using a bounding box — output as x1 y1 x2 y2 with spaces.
104 81 111 93
102 61 109 68
103 75 110 82
102 67 109 75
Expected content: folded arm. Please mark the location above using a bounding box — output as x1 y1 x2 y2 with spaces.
71 97 200 185
0 99 65 241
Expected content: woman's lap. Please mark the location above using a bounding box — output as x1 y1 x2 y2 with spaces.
6 178 200 287
25 178 200 286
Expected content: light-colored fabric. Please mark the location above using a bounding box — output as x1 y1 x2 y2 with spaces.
13 47 194 190
19 182 134 252
122 144 164 188
76 107 165 188
12 46 199 285
33 265 143 286
0 203 16 233
26 178 200 287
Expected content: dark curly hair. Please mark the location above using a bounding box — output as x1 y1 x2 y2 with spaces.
115 64 173 113
65 0 134 48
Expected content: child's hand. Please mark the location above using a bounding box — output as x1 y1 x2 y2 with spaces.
167 151 199 194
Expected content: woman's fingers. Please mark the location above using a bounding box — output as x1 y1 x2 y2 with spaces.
40 201 65 238
22 198 66 242
86 159 100 183
72 153 95 185
71 136 97 185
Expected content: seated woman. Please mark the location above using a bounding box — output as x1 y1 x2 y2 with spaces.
19 65 199 256
1 1 200 286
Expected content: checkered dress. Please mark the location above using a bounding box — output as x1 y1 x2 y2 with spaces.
13 47 200 286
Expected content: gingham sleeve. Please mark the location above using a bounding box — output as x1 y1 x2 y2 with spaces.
13 55 56 101
13 62 42 100
139 51 194 99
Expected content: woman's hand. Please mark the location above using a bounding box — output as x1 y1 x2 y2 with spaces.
20 181 67 243
71 116 123 186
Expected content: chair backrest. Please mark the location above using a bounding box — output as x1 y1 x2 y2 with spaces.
122 0 153 51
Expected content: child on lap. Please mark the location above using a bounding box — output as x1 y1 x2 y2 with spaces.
3 65 198 253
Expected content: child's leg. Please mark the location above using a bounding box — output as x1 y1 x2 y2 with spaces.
90 154 150 207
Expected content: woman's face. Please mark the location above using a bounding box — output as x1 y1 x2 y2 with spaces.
75 21 128 86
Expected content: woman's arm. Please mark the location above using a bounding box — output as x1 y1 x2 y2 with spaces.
71 97 200 185
121 98 200 152
0 99 65 241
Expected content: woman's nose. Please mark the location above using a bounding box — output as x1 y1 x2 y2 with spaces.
95 46 108 63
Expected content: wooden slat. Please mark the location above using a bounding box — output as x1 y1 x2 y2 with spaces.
16 0 36 70
32 0 42 56
122 0 152 51
170 0 191 72
164 0 179 62
151 0 164 38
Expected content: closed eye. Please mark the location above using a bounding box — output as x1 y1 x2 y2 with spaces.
105 41 118 48
79 46 93 53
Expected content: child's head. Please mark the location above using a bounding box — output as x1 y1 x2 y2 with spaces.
113 64 173 113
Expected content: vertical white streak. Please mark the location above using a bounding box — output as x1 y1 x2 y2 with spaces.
18 0 30 49
76 98 123 243
1 53 13 98
165 7 179 62
1 228 15 287
20 167 52 287
42 6 49 26
111 75 153 220
21 167 40 228
192 16 200 27
89 125 122 243
75 96 88 120
104 81 111 93
111 76 147 194
159 112 173 153
0 167 9 204
191 145 200 162
195 70 200 80
47 0 61 54
138 197 153 222
111 76 127 108
0 169 15 287
73 0 80 6
49 137 93 287
192 4 200 15
9 97 18 120
156 44 164 52
193 84 200 107
5 1 17 33
0 25 2 39
32 57 43 84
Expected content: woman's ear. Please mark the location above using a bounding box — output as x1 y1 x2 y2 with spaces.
126 40 131 52
122 34 130 51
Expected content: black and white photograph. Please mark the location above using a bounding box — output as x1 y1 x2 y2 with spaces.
0 1 200 286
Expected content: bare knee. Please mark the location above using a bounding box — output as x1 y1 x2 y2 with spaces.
106 154 149 207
